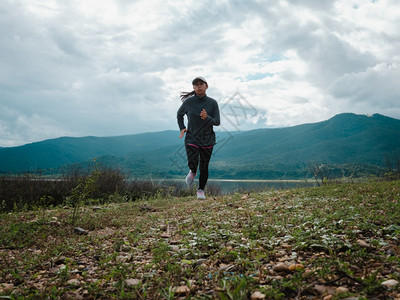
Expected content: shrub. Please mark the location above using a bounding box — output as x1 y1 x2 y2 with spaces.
0 165 220 213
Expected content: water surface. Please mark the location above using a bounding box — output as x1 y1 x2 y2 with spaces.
150 178 316 195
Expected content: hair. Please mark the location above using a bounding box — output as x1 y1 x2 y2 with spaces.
180 79 208 101
180 91 196 102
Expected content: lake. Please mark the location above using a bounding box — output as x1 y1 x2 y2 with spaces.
150 178 317 195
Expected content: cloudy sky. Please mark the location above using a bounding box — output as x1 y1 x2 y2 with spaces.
1 0 399 147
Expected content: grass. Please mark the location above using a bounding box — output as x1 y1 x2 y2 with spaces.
0 179 400 299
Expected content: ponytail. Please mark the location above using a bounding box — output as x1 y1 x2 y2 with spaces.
180 91 195 102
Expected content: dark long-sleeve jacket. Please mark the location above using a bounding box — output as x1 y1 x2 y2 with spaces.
177 94 220 146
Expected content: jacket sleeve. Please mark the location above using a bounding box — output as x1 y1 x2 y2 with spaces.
177 102 187 130
207 101 220 126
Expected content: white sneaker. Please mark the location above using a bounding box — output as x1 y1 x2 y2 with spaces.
197 189 206 199
185 170 196 186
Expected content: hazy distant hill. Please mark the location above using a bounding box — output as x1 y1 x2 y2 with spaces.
0 131 181 173
1 113 399 179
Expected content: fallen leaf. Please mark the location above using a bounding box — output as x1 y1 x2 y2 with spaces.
288 264 304 271
273 263 291 273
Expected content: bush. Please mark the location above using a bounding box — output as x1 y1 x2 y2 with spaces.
0 174 74 211
0 165 220 213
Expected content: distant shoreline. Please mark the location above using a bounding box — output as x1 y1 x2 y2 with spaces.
148 178 312 183
148 178 317 194
209 179 309 183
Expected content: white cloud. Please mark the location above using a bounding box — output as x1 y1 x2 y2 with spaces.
329 62 400 115
1 0 399 146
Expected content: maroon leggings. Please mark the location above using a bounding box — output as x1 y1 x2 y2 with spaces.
185 144 213 190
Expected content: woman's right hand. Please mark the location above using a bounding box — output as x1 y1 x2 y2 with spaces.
179 129 187 139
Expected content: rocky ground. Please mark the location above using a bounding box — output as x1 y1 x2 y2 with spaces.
1 180 400 299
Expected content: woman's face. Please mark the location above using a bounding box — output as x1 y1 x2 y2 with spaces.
193 81 208 96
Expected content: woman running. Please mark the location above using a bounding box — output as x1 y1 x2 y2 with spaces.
177 76 220 199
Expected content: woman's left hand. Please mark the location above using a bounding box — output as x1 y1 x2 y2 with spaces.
200 109 207 120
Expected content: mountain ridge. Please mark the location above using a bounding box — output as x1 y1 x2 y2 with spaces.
1 113 400 179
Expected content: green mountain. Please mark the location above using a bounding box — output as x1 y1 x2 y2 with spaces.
1 113 399 179
0 131 181 173
208 113 400 178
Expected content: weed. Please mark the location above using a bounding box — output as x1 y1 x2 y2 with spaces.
217 276 254 300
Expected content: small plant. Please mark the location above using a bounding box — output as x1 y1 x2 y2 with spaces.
217 276 254 300
57 263 69 283
68 166 101 225
152 241 171 265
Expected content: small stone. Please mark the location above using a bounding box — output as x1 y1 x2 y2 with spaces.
55 256 66 265
251 291 266 299
62 291 84 300
278 257 287 262
126 279 140 286
171 245 179 252
387 249 396 256
304 268 312 275
140 204 157 212
382 279 398 288
314 285 335 295
116 255 131 262
0 283 14 293
121 245 131 252
175 285 190 295
275 250 286 257
82 290 89 297
357 239 371 248
67 278 80 285
74 227 89 235
188 279 196 288
336 286 349 293
273 263 291 273
314 285 326 294
194 259 207 266
219 263 231 271
49 220 61 226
